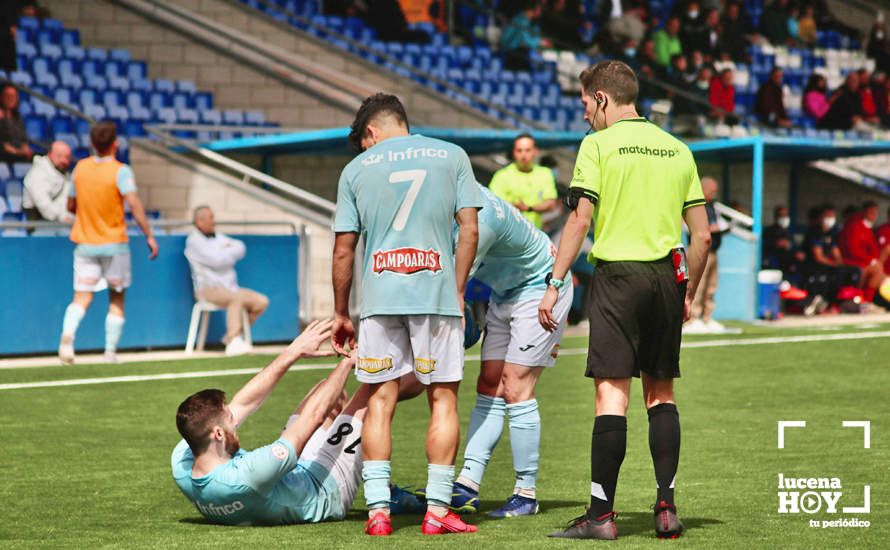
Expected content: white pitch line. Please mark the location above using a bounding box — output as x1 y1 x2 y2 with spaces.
1 331 887 391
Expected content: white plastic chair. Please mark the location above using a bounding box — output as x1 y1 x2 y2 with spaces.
184 258 252 354
185 300 251 354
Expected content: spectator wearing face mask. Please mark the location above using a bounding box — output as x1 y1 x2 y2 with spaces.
801 204 860 312
839 202 887 293
763 205 804 276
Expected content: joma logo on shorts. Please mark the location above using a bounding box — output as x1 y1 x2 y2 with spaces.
414 358 437 374
618 145 678 158
196 500 244 516
358 357 394 373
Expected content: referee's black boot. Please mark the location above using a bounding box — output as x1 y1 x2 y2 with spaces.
653 501 684 539
547 511 617 540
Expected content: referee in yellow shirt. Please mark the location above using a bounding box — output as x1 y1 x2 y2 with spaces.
538 61 712 540
489 134 559 229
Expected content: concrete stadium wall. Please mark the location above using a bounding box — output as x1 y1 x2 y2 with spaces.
130 145 335 318
0 234 299 355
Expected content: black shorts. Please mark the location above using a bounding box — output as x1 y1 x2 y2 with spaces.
586 257 686 380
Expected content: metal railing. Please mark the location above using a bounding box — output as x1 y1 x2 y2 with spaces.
233 0 547 130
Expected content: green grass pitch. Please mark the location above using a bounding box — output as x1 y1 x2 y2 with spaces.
1 324 888 548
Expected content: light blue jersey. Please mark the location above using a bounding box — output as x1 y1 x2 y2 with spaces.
171 439 340 525
471 185 557 303
334 134 483 318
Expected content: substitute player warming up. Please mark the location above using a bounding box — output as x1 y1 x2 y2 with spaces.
539 61 711 540
449 184 572 518
331 94 483 536
58 121 158 364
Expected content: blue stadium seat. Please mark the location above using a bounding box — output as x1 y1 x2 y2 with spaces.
17 16 39 31
61 29 80 48
223 110 245 125
31 100 56 118
10 71 33 87
109 49 131 62
24 115 47 143
172 92 192 111
124 120 146 137
176 80 197 93
127 62 147 81
11 164 30 179
66 45 85 60
0 164 9 180
154 79 175 93
54 132 80 149
194 92 213 111
86 47 107 60
244 111 265 125
84 104 107 120
149 91 172 110
156 108 178 124
200 109 222 125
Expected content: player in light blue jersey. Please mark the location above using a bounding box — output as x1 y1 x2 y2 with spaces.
331 94 483 536
448 184 573 518
171 320 422 526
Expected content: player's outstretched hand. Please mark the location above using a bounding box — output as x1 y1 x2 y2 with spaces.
538 286 559 332
331 314 356 356
285 319 336 361
146 236 159 260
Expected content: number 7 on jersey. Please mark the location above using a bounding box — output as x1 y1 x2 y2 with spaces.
389 169 427 231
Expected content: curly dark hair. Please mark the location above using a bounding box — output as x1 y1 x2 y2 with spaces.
348 93 409 152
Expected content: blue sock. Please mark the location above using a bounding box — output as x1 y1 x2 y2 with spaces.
458 393 506 489
362 460 391 509
105 314 125 354
507 398 540 491
61 304 85 338
426 463 455 507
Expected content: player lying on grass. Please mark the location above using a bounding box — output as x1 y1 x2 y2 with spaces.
171 320 422 526
417 184 573 518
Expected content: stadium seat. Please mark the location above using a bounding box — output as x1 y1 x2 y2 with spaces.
0 164 9 180
12 164 30 180
5 181 24 212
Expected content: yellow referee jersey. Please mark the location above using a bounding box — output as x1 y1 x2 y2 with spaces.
570 118 705 263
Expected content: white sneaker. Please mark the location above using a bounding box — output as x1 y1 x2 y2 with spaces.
704 320 725 333
104 351 120 364
59 336 75 365
683 319 708 334
225 336 251 356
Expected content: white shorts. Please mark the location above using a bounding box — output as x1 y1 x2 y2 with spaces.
356 314 464 385
481 284 573 368
285 413 364 520
73 254 132 293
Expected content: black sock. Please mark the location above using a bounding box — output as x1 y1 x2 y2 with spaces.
648 403 680 505
588 415 627 518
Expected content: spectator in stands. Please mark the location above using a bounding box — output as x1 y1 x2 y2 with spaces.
803 73 831 124
719 1 751 62
709 67 736 122
654 15 682 68
819 72 872 131
839 201 887 294
365 0 430 44
489 133 558 230
499 1 550 72
797 5 817 46
0 2 22 73
867 23 890 75
871 71 890 126
23 141 73 223
877 206 890 275
764 205 804 276
185 206 269 357
679 3 706 52
541 0 586 50
760 0 790 46
634 38 666 100
0 84 33 165
683 6 720 61
857 68 881 127
603 3 647 55
801 204 859 313
786 4 800 43
755 67 792 128
686 176 725 333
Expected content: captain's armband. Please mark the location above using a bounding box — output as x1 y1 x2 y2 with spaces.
563 187 598 211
